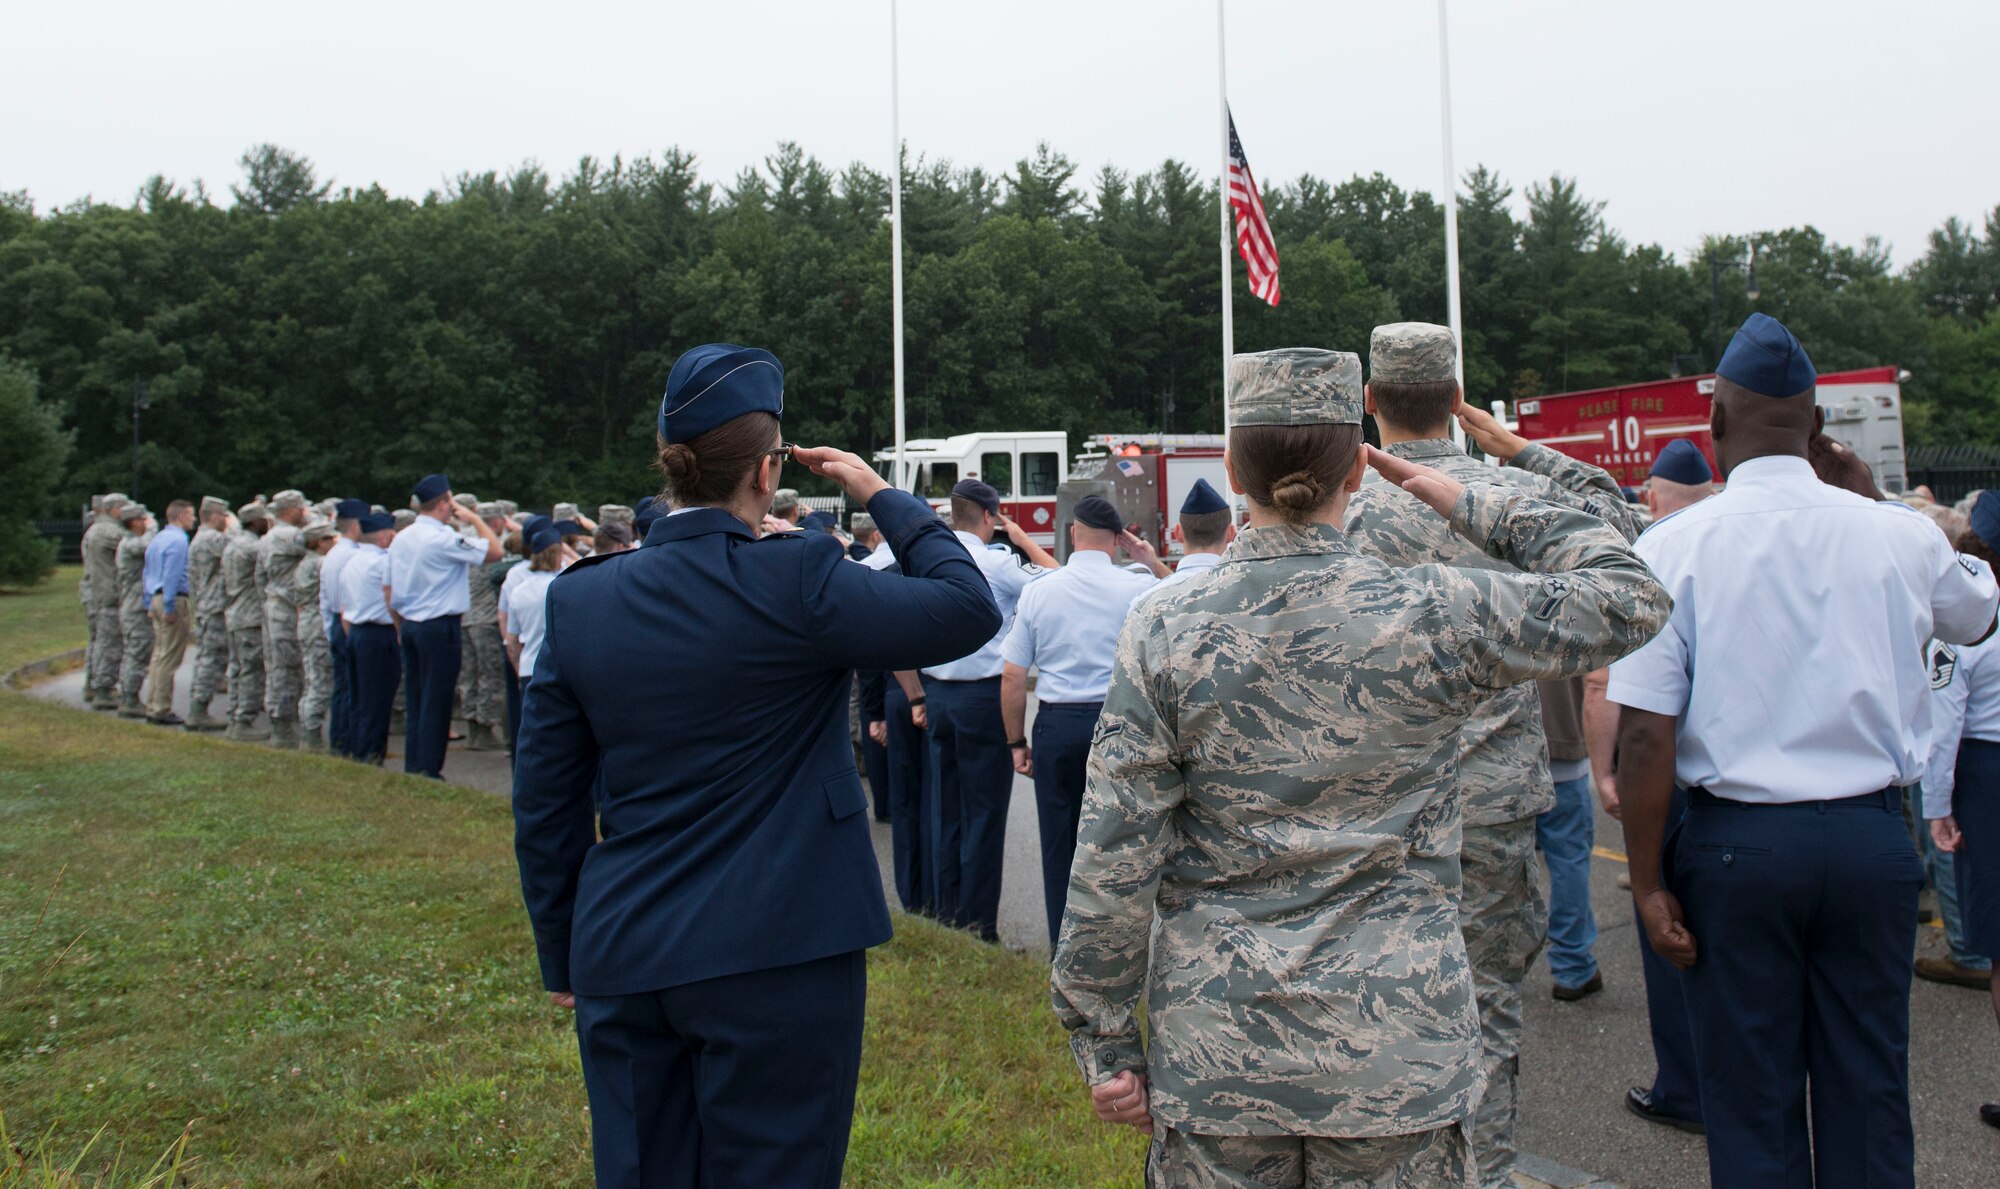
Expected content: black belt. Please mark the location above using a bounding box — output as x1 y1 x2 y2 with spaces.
929 675 1000 686
1038 700 1104 713
1688 785 1902 811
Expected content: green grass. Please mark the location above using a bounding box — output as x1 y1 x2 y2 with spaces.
0 566 89 675
0 570 1143 1186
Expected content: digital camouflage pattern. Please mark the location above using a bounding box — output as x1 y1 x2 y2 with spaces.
81 513 125 697
1050 481 1668 1137
1228 349 1364 428
188 522 232 709
116 526 155 703
259 520 308 722
223 523 267 726
598 504 634 526
1459 818 1546 1188
1368 322 1459 385
1148 1122 1471 1188
1346 439 1646 825
293 551 332 734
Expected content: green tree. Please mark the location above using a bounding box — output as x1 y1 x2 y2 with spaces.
0 358 72 584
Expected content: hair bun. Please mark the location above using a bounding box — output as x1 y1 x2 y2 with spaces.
1269 469 1328 513
660 442 700 488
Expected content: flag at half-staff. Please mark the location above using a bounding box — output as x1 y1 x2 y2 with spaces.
1226 107 1281 307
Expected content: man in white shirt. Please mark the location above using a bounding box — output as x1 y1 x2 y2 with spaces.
321 498 369 757
1001 494 1164 945
388 473 502 778
340 513 399 764
1610 313 2000 1187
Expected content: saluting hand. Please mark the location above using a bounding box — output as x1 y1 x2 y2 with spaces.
1636 886 1698 970
1363 445 1466 517
792 446 890 506
1089 1070 1154 1135
1455 404 1529 462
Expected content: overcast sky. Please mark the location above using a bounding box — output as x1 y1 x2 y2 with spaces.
9 0 1996 267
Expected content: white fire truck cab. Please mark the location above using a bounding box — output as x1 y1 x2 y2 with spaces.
874 432 1070 545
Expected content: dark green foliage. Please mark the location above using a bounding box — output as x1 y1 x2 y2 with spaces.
0 145 1993 513
0 358 69 584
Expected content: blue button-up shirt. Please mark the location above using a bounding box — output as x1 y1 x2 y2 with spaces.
142 524 191 615
319 536 357 633
387 515 489 623
1002 549 1158 702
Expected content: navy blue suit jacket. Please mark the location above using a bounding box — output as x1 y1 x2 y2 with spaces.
512 489 1000 996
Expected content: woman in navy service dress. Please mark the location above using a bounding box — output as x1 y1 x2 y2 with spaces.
512 342 1002 1189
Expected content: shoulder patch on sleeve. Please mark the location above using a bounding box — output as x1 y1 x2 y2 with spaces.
1960 554 1981 577
1932 644 1959 689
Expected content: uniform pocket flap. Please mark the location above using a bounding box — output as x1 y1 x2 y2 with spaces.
824 774 869 820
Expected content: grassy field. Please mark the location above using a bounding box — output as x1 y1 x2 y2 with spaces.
0 570 1143 1186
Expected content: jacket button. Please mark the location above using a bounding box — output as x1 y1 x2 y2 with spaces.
1722 852 1734 865
1100 1048 1118 1065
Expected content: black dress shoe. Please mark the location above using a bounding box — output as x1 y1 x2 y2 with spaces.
1981 1103 2000 1131
1626 1087 1705 1134
1552 971 1604 1001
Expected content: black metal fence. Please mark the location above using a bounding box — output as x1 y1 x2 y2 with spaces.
1905 445 2000 505
34 519 85 565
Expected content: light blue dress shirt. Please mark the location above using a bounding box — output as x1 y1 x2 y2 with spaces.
1002 550 1158 703
1924 635 2000 818
386 515 489 623
339 544 394 625
504 568 560 681
142 524 191 615
319 536 356 633
923 531 1046 681
1609 456 1999 803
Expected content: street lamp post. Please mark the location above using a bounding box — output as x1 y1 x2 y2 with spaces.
1707 250 1760 369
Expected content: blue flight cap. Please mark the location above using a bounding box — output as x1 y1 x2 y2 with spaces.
334 498 372 521
520 514 552 539
1972 491 2000 554
357 511 396 534
1717 313 1816 397
1072 495 1126 533
413 473 451 503
800 510 837 534
633 495 662 534
553 519 584 537
951 479 1002 517
527 525 564 554
658 344 785 444
1181 477 1229 516
1649 439 1714 486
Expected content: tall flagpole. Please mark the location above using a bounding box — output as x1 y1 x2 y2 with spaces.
1216 0 1234 429
1437 0 1467 449
889 0 908 490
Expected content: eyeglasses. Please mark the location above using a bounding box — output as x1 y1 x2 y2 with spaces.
768 444 796 464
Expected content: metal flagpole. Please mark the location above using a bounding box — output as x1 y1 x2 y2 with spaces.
1437 0 1467 449
889 0 908 492
1216 0 1234 430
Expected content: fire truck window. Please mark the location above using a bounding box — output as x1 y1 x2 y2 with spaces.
922 462 957 499
1021 453 1060 497
981 453 1013 496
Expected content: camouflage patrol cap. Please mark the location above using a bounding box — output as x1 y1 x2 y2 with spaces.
302 519 339 545
199 496 230 516
454 493 479 510
1368 322 1458 385
269 489 309 512
120 502 151 524
476 502 505 520
597 504 634 526
1228 348 1364 427
101 493 131 516
238 501 270 523
495 499 519 518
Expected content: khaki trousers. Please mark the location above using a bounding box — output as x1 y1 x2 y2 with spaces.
145 594 192 718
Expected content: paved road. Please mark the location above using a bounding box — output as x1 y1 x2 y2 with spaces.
32 655 2000 1186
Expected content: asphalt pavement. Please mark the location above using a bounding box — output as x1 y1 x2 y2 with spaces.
31 654 2000 1186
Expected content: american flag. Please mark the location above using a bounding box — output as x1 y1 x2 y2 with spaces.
1226 108 1281 307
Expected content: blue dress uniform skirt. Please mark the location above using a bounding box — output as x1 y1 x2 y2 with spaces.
1952 739 2000 957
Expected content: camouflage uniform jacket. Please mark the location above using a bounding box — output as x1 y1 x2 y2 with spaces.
189 525 230 619
82 518 124 611
291 551 322 620
1051 482 1669 1137
259 523 308 610
223 530 265 631
1345 441 1646 826
466 554 501 629
116 529 153 616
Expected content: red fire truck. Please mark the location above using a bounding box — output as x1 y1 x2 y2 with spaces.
874 431 1243 559
1510 366 1909 492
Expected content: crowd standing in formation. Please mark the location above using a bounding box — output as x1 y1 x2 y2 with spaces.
70 313 2000 1187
